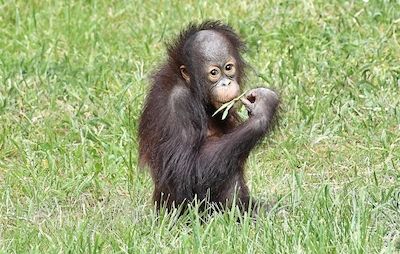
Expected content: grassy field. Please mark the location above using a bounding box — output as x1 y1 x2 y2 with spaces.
1 0 399 253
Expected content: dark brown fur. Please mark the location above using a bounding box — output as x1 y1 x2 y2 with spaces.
138 21 278 214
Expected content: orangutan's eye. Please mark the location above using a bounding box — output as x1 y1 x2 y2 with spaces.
210 69 219 76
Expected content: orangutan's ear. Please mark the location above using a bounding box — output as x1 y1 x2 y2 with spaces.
180 65 190 83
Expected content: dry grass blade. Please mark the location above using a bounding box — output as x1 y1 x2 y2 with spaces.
212 91 247 120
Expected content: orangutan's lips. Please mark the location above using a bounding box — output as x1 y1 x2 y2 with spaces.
217 98 234 104
218 94 240 104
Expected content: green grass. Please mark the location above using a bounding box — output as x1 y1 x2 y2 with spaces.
0 0 399 253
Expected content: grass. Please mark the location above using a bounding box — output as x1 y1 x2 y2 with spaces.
0 0 399 253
